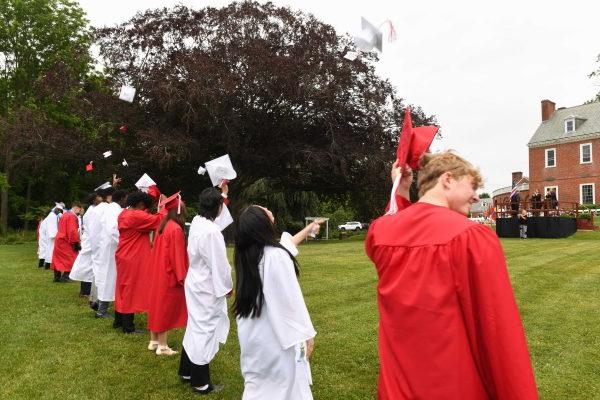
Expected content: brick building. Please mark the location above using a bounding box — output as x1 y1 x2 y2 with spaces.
527 100 600 205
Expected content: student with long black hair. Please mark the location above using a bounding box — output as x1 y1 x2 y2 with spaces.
234 206 322 400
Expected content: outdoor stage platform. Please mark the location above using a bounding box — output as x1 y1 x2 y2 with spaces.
495 216 577 238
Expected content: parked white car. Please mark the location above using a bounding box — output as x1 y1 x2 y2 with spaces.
338 221 363 231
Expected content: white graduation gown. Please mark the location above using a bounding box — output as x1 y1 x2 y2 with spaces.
38 218 48 260
70 205 97 282
42 212 60 264
237 233 316 400
89 202 122 302
183 216 232 365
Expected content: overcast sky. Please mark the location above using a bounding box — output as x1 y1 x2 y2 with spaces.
79 0 600 193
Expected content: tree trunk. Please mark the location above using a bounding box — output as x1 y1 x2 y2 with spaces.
0 169 9 236
23 178 32 231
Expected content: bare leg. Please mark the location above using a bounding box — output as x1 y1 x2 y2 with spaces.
157 331 168 347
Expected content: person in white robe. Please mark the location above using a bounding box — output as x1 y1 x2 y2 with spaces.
89 189 126 318
70 193 101 298
42 203 64 269
37 213 49 268
179 187 232 395
233 205 323 400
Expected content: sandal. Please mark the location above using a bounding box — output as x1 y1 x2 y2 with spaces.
156 345 178 356
148 341 159 351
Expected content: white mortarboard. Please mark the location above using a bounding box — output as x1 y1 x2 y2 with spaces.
94 182 111 191
118 85 136 103
122 159 128 167
353 17 383 52
103 150 112 158
197 166 206 175
135 173 156 191
204 154 237 187
344 51 360 61
54 202 65 211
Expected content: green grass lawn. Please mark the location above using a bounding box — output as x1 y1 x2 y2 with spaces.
0 232 598 399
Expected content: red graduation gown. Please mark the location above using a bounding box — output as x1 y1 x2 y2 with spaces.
52 211 80 272
147 220 189 332
114 209 165 314
365 201 538 400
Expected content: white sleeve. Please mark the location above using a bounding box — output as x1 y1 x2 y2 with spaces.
47 216 59 239
279 232 299 257
214 204 233 231
263 248 316 350
206 230 233 297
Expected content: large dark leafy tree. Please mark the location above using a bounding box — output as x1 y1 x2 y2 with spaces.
0 0 92 233
96 1 436 223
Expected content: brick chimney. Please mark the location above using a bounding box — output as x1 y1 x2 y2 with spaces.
541 99 555 122
512 171 523 186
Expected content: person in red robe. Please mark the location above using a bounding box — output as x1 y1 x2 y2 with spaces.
114 191 166 334
366 152 539 400
147 192 189 355
51 202 83 283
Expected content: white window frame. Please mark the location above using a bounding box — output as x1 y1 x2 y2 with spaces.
579 183 595 205
545 148 556 168
564 118 575 133
580 143 592 164
544 186 559 200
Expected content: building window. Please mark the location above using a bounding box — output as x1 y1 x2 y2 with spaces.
545 148 556 168
565 118 575 133
544 186 559 201
580 184 595 204
580 143 592 164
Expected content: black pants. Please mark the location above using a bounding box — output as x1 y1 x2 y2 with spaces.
38 259 45 268
44 262 50 270
53 270 62 282
80 282 92 296
178 347 210 387
114 312 135 333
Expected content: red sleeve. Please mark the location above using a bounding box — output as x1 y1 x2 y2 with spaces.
167 225 189 286
451 225 539 399
384 194 412 213
67 214 80 245
132 210 167 232
364 221 378 261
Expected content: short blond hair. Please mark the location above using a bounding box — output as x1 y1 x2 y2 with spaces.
417 151 483 197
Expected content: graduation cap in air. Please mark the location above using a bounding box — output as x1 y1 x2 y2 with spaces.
135 173 161 201
202 154 237 187
353 17 383 52
386 108 439 215
159 191 184 214
119 125 128 134
85 161 93 172
103 150 112 158
122 159 128 167
343 51 360 61
118 85 136 103
94 182 111 192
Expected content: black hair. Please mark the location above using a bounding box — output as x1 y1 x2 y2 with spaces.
233 205 299 319
198 187 224 221
98 187 115 201
126 191 152 209
112 189 128 204
85 193 97 207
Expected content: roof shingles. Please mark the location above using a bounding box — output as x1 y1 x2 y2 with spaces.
528 102 600 148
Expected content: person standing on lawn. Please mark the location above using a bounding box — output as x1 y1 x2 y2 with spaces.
233 205 321 400
114 191 165 334
147 193 189 355
51 202 83 282
179 187 232 395
365 151 539 400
